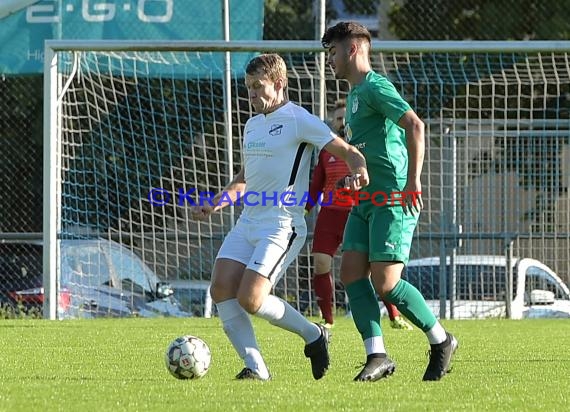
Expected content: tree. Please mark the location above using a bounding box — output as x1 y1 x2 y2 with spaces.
388 0 570 40
342 0 377 15
263 0 337 40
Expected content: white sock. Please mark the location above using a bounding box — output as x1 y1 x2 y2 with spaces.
254 295 321 344
426 321 447 345
364 336 386 356
216 299 270 379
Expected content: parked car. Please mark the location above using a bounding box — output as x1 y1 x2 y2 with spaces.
0 239 190 319
403 255 570 319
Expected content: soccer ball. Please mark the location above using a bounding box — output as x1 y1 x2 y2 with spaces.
165 335 211 379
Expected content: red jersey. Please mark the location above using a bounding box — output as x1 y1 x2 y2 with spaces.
306 150 353 211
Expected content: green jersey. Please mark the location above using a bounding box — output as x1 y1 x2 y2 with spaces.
345 71 411 198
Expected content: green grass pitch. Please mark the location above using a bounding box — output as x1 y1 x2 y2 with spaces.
1 317 569 411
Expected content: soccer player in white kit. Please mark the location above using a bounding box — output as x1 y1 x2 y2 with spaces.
191 54 369 381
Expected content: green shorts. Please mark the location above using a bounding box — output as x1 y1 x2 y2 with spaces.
341 203 419 264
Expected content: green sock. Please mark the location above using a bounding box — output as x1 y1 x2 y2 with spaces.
345 278 382 340
384 279 437 332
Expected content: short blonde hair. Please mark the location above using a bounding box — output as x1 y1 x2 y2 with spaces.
245 54 288 84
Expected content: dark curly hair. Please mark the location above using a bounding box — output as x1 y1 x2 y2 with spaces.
321 21 372 49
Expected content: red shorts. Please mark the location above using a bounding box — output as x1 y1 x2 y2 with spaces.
311 207 350 256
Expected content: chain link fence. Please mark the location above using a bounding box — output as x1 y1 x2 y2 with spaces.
0 74 43 234
0 74 43 316
263 1 564 41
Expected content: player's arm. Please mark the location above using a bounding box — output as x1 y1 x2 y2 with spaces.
306 153 326 213
191 168 246 220
398 109 425 213
322 137 369 190
212 167 246 212
297 111 367 189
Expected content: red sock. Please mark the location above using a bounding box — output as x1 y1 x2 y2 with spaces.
382 299 400 321
313 272 334 324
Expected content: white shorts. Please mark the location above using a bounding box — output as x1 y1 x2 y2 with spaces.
216 218 307 284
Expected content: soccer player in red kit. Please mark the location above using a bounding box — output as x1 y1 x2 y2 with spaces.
306 98 413 330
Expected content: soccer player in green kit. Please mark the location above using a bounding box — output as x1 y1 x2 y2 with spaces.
321 21 458 382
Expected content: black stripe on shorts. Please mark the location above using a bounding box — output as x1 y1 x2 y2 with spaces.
268 227 298 283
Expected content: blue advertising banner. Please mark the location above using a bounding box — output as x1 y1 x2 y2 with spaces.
0 0 264 74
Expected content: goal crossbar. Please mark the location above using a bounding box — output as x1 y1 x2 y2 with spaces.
46 39 570 53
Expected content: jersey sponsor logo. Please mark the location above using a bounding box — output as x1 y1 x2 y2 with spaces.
246 141 266 149
352 96 358 113
269 124 283 136
244 140 272 157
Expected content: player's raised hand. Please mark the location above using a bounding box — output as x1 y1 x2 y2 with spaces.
191 205 214 220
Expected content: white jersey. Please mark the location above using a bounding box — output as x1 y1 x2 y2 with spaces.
240 102 335 224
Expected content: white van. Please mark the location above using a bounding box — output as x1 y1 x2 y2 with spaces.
404 255 570 319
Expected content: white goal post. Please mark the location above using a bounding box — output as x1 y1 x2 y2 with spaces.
44 39 570 320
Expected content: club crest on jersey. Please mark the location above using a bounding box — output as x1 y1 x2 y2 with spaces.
345 124 352 142
351 96 358 113
269 124 283 136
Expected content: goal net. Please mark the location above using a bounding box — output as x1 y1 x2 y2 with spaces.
45 40 570 320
